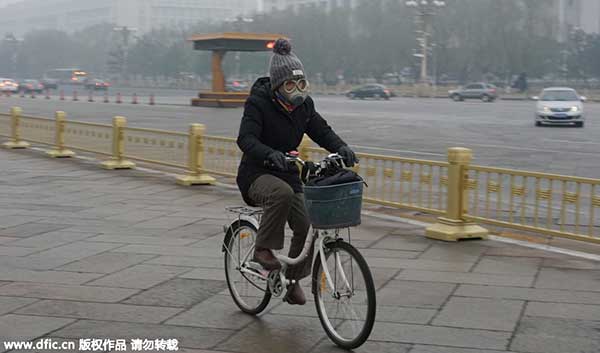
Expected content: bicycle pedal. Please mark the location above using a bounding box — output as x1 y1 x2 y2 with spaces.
245 261 270 275
247 261 264 271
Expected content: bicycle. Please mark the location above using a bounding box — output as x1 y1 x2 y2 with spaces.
222 153 376 350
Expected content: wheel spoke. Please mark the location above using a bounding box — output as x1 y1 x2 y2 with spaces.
224 223 270 314
315 242 375 349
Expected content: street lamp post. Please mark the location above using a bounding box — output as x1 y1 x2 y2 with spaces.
225 17 254 78
3 33 22 78
405 0 446 86
113 26 137 80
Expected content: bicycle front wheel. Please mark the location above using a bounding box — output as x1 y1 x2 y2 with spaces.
224 220 271 315
312 240 376 350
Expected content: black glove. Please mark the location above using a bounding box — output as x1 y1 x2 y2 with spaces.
338 145 358 167
266 150 288 171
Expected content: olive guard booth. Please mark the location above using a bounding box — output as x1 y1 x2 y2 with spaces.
188 32 286 108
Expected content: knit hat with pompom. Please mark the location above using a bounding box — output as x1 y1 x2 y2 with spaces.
269 38 305 91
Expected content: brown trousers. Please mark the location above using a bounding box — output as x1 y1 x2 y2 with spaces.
247 174 313 280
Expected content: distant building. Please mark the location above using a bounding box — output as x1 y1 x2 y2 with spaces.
263 0 358 13
555 0 600 41
0 0 261 36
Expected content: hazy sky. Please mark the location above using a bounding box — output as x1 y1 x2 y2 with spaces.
0 0 20 8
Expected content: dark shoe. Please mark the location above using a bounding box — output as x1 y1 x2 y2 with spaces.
283 283 306 305
252 247 281 271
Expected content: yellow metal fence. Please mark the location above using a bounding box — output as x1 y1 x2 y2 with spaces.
0 113 11 137
20 116 55 145
123 127 188 169
464 166 600 243
2 106 599 244
304 146 448 215
64 121 113 156
203 135 242 177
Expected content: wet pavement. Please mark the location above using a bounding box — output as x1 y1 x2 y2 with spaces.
0 147 599 353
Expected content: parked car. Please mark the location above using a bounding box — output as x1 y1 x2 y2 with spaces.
19 79 44 94
448 83 498 102
40 78 59 89
84 79 110 91
533 87 585 127
0 78 19 92
225 80 249 92
346 84 392 100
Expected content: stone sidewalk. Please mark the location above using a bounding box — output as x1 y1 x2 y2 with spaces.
0 147 599 353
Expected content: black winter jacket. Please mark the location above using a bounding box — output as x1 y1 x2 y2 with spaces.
236 77 347 205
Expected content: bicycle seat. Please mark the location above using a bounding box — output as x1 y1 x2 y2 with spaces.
225 206 264 216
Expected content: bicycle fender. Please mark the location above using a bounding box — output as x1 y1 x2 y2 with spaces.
222 215 260 252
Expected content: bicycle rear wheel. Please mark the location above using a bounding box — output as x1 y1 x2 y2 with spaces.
312 240 376 350
224 220 271 315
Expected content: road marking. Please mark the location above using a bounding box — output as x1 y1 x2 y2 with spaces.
543 139 600 146
362 211 600 261
445 141 599 155
352 145 445 157
487 235 600 262
30 147 600 261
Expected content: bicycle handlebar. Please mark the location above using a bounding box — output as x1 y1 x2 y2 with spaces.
264 151 350 170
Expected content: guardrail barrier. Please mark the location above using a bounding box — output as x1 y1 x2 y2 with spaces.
1 106 598 244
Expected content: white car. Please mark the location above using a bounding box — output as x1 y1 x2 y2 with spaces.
533 87 585 127
0 78 19 93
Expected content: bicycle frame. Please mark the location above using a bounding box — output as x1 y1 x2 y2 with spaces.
224 153 374 350
224 215 352 298
224 152 355 296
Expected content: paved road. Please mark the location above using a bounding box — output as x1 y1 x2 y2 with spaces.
1 147 599 353
2 94 600 178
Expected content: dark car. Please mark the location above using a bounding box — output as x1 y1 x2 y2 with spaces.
40 78 58 89
448 83 498 102
19 79 44 93
84 79 110 90
346 84 392 100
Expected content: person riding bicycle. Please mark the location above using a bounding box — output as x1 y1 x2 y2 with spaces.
236 38 358 305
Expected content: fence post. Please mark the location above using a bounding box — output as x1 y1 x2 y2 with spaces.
425 147 488 241
176 123 216 186
3 107 30 149
101 116 135 170
47 111 75 158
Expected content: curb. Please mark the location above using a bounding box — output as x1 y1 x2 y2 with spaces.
17 145 600 261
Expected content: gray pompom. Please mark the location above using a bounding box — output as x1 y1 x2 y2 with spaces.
273 38 292 55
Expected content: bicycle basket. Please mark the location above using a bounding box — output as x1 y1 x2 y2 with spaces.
303 181 363 229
